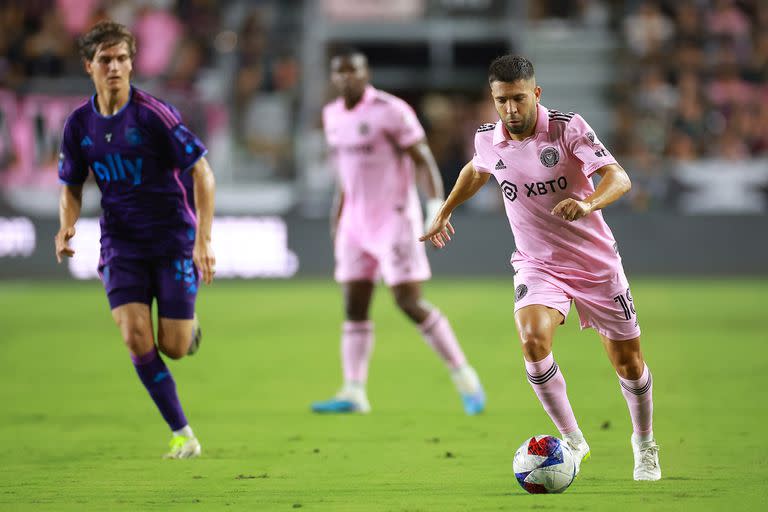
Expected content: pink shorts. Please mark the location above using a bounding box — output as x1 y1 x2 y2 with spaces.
512 266 641 341
334 217 431 287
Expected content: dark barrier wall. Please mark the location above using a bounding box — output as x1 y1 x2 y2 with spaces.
1 213 766 280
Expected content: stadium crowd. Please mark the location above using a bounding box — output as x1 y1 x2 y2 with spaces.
1 0 765 211
615 0 768 161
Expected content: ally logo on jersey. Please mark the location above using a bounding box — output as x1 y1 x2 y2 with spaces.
91 153 143 185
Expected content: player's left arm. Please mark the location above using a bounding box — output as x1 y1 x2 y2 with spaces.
405 140 444 232
551 163 631 222
190 157 216 284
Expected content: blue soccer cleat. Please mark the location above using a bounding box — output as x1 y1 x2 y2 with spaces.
460 385 486 416
311 385 371 414
452 366 486 415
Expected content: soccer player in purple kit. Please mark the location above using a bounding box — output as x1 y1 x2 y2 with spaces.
422 55 661 481
311 48 486 415
54 21 215 459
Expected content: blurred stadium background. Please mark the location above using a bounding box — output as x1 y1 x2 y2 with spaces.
2 2 768 510
0 0 766 279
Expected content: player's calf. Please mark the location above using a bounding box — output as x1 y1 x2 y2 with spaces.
158 317 199 359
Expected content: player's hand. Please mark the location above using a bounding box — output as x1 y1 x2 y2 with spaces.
551 199 593 222
419 212 455 249
194 239 216 285
54 226 76 263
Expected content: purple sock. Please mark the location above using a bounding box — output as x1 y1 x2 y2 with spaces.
132 347 188 431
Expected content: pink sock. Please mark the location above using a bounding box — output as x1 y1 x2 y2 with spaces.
341 321 374 383
618 364 654 436
525 353 579 435
419 309 467 370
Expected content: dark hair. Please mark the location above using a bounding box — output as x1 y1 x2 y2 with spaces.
329 46 367 64
78 21 136 61
488 55 535 84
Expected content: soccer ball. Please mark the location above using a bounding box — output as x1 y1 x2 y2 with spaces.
513 435 577 494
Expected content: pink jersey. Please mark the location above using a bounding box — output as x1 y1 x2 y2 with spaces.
323 85 426 235
472 103 622 282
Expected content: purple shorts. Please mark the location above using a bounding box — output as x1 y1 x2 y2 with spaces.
98 252 199 319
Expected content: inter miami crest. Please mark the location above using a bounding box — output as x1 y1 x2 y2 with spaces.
586 131 595 144
539 147 559 168
515 284 528 301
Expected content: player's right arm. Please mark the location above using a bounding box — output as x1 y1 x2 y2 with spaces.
55 184 82 263
56 114 88 263
330 182 344 240
420 160 490 248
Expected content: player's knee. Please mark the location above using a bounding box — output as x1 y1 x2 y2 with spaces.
344 303 369 322
613 354 644 380
518 325 552 358
121 322 153 354
394 296 422 321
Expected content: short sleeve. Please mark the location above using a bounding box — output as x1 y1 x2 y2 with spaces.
472 126 495 174
58 116 88 185
386 99 425 149
149 100 208 173
167 122 208 172
565 114 617 177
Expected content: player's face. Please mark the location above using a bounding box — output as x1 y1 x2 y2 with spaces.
85 41 132 95
490 78 541 140
330 55 369 103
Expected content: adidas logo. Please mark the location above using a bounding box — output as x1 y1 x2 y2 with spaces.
495 159 506 170
80 136 93 147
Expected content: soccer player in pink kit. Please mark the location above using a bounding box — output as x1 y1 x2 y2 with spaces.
312 48 485 415
422 55 661 481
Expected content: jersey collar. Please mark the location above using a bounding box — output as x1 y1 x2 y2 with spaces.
493 103 550 146
342 85 376 112
91 85 133 119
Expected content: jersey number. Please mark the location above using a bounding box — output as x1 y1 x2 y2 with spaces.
613 288 636 320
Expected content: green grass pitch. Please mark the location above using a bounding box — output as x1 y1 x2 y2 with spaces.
1 278 766 511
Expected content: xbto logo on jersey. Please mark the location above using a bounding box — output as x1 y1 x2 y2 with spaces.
500 176 569 203
539 147 560 167
525 176 568 197
92 153 143 185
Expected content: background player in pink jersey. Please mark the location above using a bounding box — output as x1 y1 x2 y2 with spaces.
312 48 485 415
422 55 661 481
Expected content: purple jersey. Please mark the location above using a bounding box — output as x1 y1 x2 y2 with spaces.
58 87 207 258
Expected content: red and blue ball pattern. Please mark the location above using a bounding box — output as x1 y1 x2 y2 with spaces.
513 435 576 494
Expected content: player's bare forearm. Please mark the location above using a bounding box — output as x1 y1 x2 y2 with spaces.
419 161 490 248
330 185 344 239
551 164 631 222
59 184 83 229
442 161 491 215
191 157 215 242
584 164 631 211
55 184 83 263
191 157 216 283
406 140 444 200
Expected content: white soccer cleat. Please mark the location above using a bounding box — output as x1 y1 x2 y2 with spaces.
563 437 591 475
163 434 202 459
311 384 371 414
632 435 661 481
